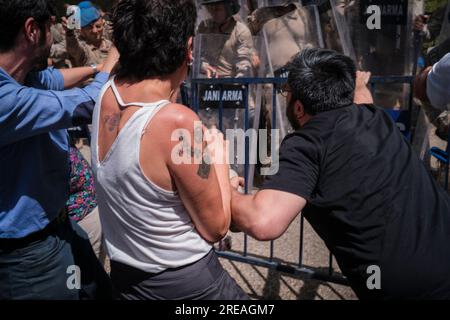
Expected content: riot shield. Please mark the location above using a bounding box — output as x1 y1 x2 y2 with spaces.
252 1 321 71
436 0 450 45
342 0 415 109
247 1 322 142
195 0 254 28
308 0 355 57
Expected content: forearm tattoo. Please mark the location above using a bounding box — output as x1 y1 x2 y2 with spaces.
197 152 211 179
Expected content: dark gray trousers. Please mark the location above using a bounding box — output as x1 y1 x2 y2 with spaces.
110 250 248 300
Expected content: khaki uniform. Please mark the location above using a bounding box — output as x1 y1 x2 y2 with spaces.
65 30 113 67
197 16 255 78
50 42 73 69
50 23 72 69
51 23 65 45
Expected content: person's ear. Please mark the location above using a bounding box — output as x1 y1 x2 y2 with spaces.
293 100 305 120
24 17 40 45
187 36 194 64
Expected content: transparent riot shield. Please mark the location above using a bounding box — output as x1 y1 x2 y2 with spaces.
248 1 322 142
195 0 254 28
342 0 414 109
308 0 355 57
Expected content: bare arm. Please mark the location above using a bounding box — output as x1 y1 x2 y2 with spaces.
164 107 231 243
414 66 432 103
354 71 374 105
231 184 306 241
59 65 101 89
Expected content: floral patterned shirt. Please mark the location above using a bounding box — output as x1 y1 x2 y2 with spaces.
66 147 97 221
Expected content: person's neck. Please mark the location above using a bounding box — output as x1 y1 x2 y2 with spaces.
118 75 180 103
0 49 32 84
141 77 178 102
217 16 235 33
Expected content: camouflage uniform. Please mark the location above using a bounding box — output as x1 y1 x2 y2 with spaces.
65 29 113 67
50 23 72 69
51 23 65 44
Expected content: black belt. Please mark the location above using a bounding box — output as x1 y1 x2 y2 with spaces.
0 209 68 250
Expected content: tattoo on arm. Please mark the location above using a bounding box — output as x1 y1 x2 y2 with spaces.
103 113 120 132
178 133 211 179
197 152 211 179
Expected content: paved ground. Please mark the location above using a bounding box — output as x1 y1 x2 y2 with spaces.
219 216 357 300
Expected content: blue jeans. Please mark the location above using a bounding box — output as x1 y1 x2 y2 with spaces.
0 218 113 300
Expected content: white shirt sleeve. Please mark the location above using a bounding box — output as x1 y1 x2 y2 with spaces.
427 53 450 111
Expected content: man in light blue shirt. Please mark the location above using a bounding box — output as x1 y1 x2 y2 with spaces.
0 0 118 299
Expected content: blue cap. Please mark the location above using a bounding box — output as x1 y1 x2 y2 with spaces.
78 1 101 28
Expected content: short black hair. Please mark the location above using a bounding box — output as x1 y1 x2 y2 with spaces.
0 0 57 52
112 0 197 81
286 48 356 115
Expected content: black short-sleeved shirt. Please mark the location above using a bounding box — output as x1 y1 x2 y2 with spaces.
262 104 450 299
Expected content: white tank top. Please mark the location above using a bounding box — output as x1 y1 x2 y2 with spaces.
91 78 212 273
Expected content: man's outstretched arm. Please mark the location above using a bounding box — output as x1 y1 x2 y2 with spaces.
59 46 119 89
231 184 306 241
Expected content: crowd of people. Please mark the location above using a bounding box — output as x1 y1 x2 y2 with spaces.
0 0 450 300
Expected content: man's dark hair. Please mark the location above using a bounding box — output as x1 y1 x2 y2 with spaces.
0 0 57 52
112 0 197 80
286 48 356 115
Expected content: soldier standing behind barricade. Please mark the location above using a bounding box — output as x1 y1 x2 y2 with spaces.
64 1 112 69
195 0 258 154
197 0 256 79
196 0 258 251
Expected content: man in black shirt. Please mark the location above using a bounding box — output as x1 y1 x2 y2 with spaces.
230 48 450 299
